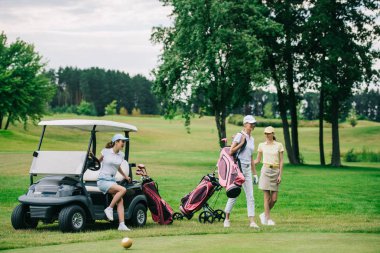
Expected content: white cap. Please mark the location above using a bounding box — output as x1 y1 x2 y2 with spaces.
112 133 129 142
243 115 257 124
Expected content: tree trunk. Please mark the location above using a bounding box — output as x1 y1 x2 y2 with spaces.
0 113 3 129
319 87 326 165
276 87 297 164
5 112 11 130
267 52 297 164
331 96 341 167
215 109 227 148
285 25 300 164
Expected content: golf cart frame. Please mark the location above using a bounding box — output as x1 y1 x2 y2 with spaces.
11 120 148 232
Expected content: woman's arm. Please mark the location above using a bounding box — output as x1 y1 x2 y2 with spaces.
98 155 104 163
118 166 131 182
229 134 246 155
254 151 262 165
277 151 284 184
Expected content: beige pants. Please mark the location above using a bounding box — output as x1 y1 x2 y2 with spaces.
259 166 280 192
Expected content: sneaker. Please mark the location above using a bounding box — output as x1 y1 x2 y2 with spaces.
259 213 267 225
267 219 275 226
104 207 114 221
223 219 230 228
118 223 131 231
249 221 260 229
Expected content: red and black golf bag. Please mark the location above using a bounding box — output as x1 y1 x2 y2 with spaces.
137 165 174 225
217 144 245 198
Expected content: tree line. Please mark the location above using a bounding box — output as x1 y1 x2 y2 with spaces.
152 0 379 167
233 89 380 122
45 67 159 116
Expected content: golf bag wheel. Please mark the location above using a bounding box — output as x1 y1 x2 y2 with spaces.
172 212 184 220
198 211 215 224
58 205 86 232
213 209 226 222
11 204 38 229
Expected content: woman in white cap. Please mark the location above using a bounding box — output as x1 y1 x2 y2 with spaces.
97 133 132 231
224 115 260 229
255 126 284 226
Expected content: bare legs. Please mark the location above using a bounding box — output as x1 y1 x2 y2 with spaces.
108 184 127 222
263 190 278 220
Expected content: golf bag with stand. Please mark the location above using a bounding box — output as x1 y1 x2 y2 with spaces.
217 137 246 198
173 173 226 224
136 165 174 225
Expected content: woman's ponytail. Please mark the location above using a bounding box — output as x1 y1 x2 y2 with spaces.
105 141 114 148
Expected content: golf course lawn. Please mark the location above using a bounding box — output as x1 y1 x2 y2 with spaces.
0 115 379 252
2 233 380 253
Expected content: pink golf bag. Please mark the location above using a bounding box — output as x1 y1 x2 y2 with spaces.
174 174 225 223
217 146 245 198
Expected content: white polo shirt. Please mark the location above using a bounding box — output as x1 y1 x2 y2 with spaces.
233 132 254 165
98 148 124 178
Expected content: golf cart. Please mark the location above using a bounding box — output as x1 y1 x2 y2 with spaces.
11 119 148 232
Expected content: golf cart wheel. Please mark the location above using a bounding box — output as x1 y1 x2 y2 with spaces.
130 203 147 227
213 209 226 222
11 204 38 229
58 205 86 232
172 212 184 220
198 211 215 224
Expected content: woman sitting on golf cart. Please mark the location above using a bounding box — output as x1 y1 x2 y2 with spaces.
97 133 132 231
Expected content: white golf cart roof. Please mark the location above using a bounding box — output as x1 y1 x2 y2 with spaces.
38 119 138 132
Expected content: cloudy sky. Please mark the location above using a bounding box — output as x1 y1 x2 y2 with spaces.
0 0 172 78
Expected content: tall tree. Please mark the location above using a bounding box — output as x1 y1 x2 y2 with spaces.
260 0 306 164
152 0 279 146
0 32 55 129
303 0 379 166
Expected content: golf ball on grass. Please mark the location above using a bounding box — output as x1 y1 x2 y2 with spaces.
121 237 133 249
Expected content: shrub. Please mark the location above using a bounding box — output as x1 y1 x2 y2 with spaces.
119 107 128 116
105 100 117 115
347 108 358 127
50 105 78 114
344 149 358 162
344 148 380 162
77 101 96 116
132 108 141 116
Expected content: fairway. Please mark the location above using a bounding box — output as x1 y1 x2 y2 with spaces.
2 233 380 253
0 115 379 252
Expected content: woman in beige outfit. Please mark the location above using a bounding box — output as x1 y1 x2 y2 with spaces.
254 126 284 226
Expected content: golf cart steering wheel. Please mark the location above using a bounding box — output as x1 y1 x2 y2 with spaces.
86 152 101 171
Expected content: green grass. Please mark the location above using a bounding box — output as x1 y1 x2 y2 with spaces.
2 233 380 253
0 114 379 252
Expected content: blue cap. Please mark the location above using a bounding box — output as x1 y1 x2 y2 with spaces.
112 134 129 143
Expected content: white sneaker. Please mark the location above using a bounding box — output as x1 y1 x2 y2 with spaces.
118 223 131 231
223 219 230 228
104 207 114 221
259 213 267 225
267 219 275 226
249 221 260 229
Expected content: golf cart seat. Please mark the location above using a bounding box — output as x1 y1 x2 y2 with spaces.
83 160 130 193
